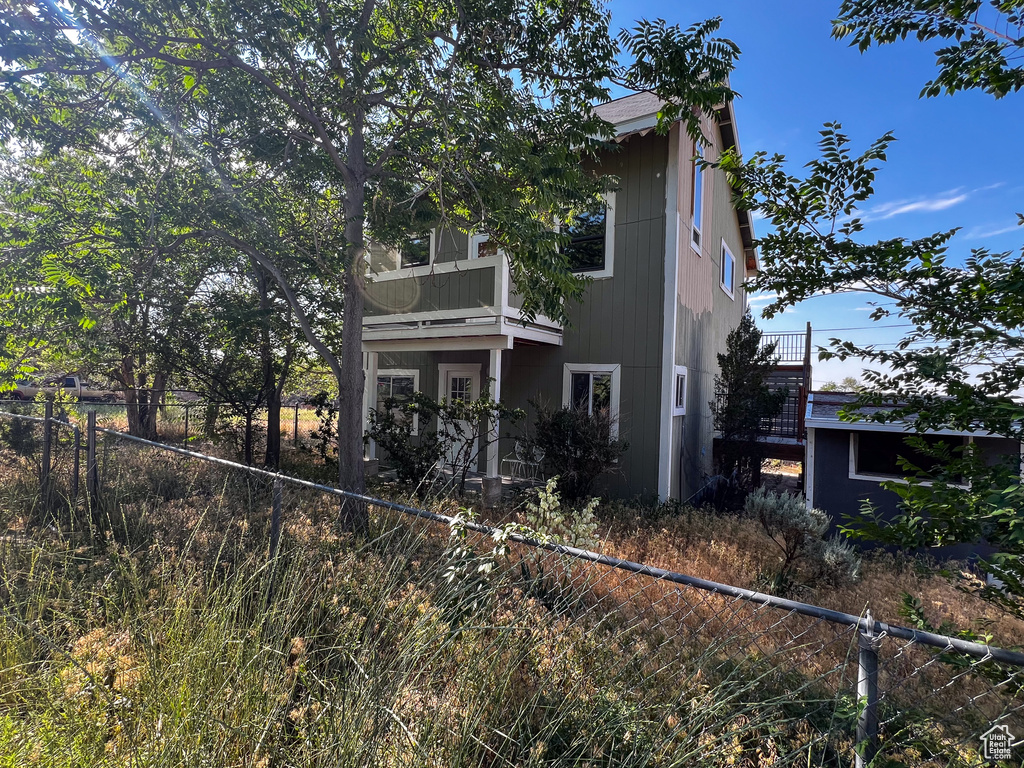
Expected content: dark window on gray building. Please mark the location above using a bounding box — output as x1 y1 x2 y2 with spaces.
853 431 965 478
564 208 606 273
571 371 611 415
400 234 431 267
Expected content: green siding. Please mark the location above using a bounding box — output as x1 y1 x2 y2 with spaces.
365 267 496 316
499 132 669 498
433 229 468 264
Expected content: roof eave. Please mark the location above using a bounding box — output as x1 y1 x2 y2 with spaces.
716 100 758 273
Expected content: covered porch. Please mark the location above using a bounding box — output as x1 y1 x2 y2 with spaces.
362 327 560 503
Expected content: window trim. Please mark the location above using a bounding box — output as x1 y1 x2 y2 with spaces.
672 365 688 417
399 230 436 269
562 362 621 439
563 192 615 279
720 239 736 299
468 232 505 261
376 368 420 435
848 432 972 488
691 143 705 254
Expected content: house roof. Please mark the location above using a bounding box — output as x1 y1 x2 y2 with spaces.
593 91 664 135
593 91 757 272
805 392 996 437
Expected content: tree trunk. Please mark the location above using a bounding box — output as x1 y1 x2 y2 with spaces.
120 358 159 441
255 265 283 469
337 176 368 533
266 344 294 469
266 387 282 469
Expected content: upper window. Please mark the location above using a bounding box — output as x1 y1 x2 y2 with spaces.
850 432 967 481
563 193 615 278
400 233 432 268
691 143 705 251
376 370 419 434
673 365 688 417
469 232 499 260
720 241 736 298
563 363 621 438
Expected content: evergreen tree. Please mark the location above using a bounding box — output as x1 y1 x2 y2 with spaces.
711 311 787 493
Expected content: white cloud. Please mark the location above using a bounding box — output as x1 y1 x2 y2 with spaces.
859 180 1004 224
747 291 779 305
863 191 967 222
964 223 1021 239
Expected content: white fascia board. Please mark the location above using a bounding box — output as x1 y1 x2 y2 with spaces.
611 113 661 137
805 417 998 438
363 335 512 353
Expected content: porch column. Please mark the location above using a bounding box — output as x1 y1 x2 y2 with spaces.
483 348 503 506
363 350 379 460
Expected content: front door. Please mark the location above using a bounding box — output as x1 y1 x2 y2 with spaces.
439 365 480 471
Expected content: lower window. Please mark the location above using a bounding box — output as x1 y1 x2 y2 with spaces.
377 370 419 434
720 241 736 297
673 366 688 416
849 431 967 481
562 363 621 438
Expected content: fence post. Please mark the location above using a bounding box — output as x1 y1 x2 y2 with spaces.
293 404 299 447
856 610 880 768
86 410 99 509
266 477 283 609
71 425 81 504
40 400 53 504
184 404 190 444
269 478 283 561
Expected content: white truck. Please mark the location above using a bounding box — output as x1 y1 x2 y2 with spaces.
10 375 122 402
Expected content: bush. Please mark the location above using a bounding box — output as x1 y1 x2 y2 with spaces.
307 391 338 463
367 390 524 493
529 403 628 502
524 477 600 551
744 487 860 592
0 402 39 457
366 393 444 486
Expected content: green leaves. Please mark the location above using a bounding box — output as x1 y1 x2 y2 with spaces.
833 0 1024 98
717 118 1024 618
616 17 739 141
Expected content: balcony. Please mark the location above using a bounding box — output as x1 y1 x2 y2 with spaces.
362 254 563 349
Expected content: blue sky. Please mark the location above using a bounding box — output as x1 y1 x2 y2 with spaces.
607 0 1024 386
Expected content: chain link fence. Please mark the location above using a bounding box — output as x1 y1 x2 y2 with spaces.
1 407 1022 766
0 397 324 456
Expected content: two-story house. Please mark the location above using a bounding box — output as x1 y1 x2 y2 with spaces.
360 92 757 502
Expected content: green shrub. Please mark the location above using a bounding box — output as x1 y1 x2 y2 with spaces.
366 392 444 486
529 403 628 501
0 403 39 457
368 390 523 493
745 487 860 592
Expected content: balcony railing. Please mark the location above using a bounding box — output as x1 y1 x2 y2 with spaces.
362 255 562 343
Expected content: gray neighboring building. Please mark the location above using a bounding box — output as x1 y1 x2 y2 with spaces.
805 392 1021 542
360 92 756 500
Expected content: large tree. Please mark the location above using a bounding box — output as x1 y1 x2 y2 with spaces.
1 1 740 531
0 119 222 439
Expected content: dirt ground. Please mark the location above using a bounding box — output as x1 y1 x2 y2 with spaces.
760 460 802 494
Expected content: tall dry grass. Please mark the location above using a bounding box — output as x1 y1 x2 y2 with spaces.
0 433 1020 766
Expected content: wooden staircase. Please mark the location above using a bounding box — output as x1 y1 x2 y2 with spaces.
759 323 811 461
